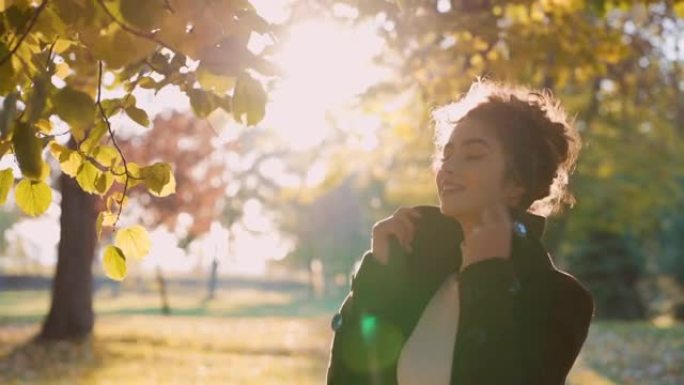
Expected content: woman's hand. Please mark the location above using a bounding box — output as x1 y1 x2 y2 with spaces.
460 203 514 272
371 207 422 265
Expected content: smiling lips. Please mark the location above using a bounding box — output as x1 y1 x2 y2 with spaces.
441 182 465 193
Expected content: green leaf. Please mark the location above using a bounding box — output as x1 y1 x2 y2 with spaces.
114 225 151 260
0 168 13 204
80 120 108 154
12 121 44 181
102 245 127 281
99 99 123 117
197 63 236 94
141 162 175 197
119 0 165 30
53 86 95 130
0 92 18 139
15 179 52 216
0 43 16 94
53 0 95 27
125 105 150 127
232 72 267 126
26 73 49 124
138 77 157 89
187 89 218 118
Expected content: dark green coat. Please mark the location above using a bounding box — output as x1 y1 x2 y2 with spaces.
326 205 595 385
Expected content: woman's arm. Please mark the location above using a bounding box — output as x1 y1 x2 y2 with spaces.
456 258 595 385
326 240 410 385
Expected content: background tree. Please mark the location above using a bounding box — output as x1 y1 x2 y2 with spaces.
305 0 684 319
0 0 276 340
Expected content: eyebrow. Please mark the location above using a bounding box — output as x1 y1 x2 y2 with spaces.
443 138 491 152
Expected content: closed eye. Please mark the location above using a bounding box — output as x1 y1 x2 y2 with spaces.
440 154 484 162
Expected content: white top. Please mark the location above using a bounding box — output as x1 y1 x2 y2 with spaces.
396 271 461 385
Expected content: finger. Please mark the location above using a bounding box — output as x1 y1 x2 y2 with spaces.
392 221 411 251
397 216 416 251
399 214 416 237
408 208 423 219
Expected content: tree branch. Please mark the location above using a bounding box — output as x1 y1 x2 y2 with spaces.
97 61 130 229
96 0 174 52
0 0 49 68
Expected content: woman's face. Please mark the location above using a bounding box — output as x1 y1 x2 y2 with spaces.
434 118 524 221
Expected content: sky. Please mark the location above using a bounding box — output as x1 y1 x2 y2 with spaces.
0 2 390 276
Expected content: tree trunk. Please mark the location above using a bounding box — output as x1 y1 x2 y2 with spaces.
206 257 219 301
156 265 170 315
38 162 97 341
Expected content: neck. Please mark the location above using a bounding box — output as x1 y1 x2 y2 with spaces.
455 213 482 246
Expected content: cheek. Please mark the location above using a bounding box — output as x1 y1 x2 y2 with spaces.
464 162 501 194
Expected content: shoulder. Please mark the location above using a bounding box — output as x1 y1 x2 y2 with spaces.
545 269 596 323
407 205 462 266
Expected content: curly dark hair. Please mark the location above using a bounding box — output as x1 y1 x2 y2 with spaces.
430 78 583 217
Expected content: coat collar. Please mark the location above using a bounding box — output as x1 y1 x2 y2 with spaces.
408 205 554 279
517 210 546 239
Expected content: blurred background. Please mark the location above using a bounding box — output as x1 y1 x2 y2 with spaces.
1 0 684 384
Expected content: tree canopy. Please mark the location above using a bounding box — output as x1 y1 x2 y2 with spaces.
0 0 274 279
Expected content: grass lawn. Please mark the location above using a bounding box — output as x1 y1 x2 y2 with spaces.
1 283 682 385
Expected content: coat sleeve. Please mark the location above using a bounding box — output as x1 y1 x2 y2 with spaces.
326 240 410 385
456 257 595 385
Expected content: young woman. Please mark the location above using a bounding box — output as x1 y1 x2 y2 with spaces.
326 79 595 385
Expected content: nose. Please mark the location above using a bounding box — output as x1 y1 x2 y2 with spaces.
439 155 459 173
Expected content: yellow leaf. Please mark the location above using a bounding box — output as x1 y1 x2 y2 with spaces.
197 63 236 94
125 105 149 127
96 210 118 240
94 171 113 195
113 162 144 188
35 119 52 134
102 245 126 281
48 142 66 159
57 148 83 177
0 0 15 13
675 3 684 19
37 161 50 182
395 0 405 11
114 225 151 260
232 72 266 126
0 168 13 204
75 161 101 194
80 120 108 154
141 162 176 197
15 179 52 216
54 62 70 78
107 192 129 211
93 145 119 168
0 140 11 158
